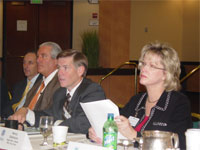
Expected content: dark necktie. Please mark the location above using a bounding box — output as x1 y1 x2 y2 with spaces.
63 93 71 119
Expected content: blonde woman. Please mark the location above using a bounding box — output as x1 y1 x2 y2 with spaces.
89 41 192 149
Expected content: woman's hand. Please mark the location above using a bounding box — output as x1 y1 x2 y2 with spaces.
115 115 137 140
88 127 102 144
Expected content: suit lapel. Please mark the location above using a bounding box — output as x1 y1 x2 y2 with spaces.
21 79 27 91
23 78 43 107
12 79 27 104
34 73 59 110
35 74 43 83
58 88 67 118
68 78 88 112
25 75 43 102
49 87 66 120
19 79 28 98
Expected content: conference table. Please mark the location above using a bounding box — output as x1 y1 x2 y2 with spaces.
0 122 135 150
29 132 135 150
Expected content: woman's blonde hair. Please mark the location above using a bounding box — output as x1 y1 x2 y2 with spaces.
139 41 181 91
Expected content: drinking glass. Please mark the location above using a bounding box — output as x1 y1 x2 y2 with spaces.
39 116 54 146
120 139 135 150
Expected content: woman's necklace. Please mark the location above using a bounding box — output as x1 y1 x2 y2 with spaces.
147 98 159 103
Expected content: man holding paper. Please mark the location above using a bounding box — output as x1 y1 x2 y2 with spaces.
10 49 106 134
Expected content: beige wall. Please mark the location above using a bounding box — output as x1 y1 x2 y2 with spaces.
1 1 199 61
130 0 199 62
72 0 99 51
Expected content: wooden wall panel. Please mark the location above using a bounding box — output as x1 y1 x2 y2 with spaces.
38 1 72 49
5 2 37 88
5 2 37 56
99 1 131 68
184 65 200 92
4 1 72 89
87 74 140 106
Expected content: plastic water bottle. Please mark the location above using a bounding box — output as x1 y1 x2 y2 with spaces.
103 113 118 150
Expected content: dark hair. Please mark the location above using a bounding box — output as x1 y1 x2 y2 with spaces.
57 49 88 77
24 50 37 57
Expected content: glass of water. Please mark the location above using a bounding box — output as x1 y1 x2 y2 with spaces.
120 139 135 150
39 116 54 146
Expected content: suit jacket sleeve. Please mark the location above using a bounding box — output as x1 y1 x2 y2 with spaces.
166 93 192 149
10 79 27 106
0 79 13 117
34 110 52 127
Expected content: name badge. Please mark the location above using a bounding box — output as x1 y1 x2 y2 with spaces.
128 116 139 127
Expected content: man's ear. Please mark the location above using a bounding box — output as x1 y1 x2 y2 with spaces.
77 66 85 77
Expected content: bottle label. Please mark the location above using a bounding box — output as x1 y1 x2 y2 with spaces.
103 132 117 150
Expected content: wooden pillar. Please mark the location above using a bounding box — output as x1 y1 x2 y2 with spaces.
99 0 131 68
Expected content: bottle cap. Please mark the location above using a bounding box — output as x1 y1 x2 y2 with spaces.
108 113 114 120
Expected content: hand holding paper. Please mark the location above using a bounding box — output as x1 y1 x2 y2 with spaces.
80 99 127 140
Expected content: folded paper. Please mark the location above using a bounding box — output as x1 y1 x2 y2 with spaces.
80 99 127 140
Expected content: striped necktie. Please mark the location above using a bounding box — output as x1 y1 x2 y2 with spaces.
63 93 71 119
28 81 45 110
12 81 31 111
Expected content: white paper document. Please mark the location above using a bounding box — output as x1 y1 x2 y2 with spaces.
80 99 127 140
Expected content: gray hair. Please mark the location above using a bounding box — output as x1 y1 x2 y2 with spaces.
39 42 62 59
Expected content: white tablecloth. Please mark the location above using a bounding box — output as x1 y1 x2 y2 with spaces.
29 133 135 150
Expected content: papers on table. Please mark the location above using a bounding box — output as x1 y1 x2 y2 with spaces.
25 127 40 135
67 141 110 150
80 99 127 140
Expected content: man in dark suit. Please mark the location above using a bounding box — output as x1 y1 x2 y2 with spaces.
0 78 12 118
11 51 42 112
10 49 106 134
